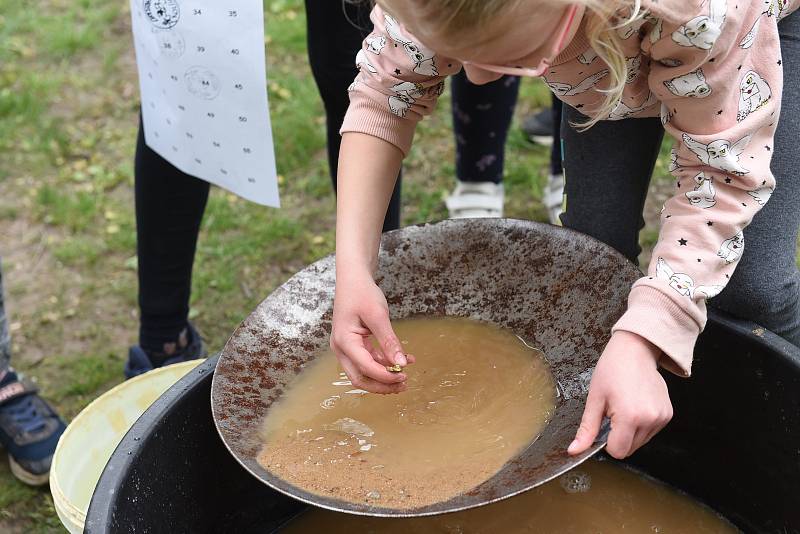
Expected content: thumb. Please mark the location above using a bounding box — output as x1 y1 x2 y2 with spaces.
568 393 605 455
363 313 407 366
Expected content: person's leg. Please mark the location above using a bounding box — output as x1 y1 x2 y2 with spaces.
559 107 665 263
131 117 208 377
521 104 556 146
451 71 521 185
0 265 9 375
305 0 401 231
544 96 565 224
447 72 520 218
550 97 563 177
709 12 800 346
0 260 65 485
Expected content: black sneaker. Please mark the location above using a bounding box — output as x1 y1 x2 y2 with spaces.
521 107 555 146
0 370 66 486
125 322 206 379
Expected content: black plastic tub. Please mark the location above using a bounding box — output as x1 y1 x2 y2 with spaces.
85 310 800 533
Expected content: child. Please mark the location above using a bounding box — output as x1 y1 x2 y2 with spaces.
330 0 800 459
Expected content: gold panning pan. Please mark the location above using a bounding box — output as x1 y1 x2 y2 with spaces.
211 218 639 516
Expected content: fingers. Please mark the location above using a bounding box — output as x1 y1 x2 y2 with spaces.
568 402 669 459
605 417 637 459
335 352 408 395
362 337 392 366
331 329 409 392
566 332 673 459
362 338 417 366
362 309 407 366
637 403 674 453
606 404 673 459
567 391 605 456
631 427 654 456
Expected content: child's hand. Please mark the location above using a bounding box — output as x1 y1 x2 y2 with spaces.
331 270 415 395
567 331 673 459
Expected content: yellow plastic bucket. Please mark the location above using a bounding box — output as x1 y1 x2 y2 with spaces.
49 359 203 533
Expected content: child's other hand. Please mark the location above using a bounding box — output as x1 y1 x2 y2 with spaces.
331 271 415 395
567 331 673 459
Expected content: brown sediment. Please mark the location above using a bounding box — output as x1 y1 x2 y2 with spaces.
257 317 557 509
258 437 503 508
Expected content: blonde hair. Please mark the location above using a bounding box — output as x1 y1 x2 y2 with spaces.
379 0 644 128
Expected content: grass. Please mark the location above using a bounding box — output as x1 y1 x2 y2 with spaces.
0 0 776 530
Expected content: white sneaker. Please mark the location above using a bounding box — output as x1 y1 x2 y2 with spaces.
445 181 504 219
543 173 564 225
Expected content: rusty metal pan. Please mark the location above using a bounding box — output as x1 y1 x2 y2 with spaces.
211 218 641 516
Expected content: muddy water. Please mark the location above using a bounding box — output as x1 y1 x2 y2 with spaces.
257 317 557 509
282 459 739 533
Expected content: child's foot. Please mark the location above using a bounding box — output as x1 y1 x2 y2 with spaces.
543 172 565 225
445 181 504 219
521 108 555 146
125 322 206 379
0 370 66 486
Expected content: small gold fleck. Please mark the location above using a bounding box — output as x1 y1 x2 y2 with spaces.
386 364 403 373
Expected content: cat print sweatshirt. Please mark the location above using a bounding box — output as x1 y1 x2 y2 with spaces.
341 0 798 376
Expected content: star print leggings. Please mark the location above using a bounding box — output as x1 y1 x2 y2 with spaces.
132 0 521 353
559 13 800 347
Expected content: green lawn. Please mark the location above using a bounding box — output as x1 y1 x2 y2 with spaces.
0 0 681 531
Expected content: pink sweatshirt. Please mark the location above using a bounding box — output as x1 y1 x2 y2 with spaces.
341 0 798 376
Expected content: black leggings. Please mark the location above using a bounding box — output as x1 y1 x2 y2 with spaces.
550 96 563 176
304 0 401 232
135 1 520 350
134 119 210 353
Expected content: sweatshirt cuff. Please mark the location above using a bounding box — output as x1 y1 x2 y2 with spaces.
340 96 416 157
611 285 703 377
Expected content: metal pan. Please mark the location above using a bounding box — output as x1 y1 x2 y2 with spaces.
211 218 640 516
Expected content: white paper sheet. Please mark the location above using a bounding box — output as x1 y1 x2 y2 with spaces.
130 0 279 207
